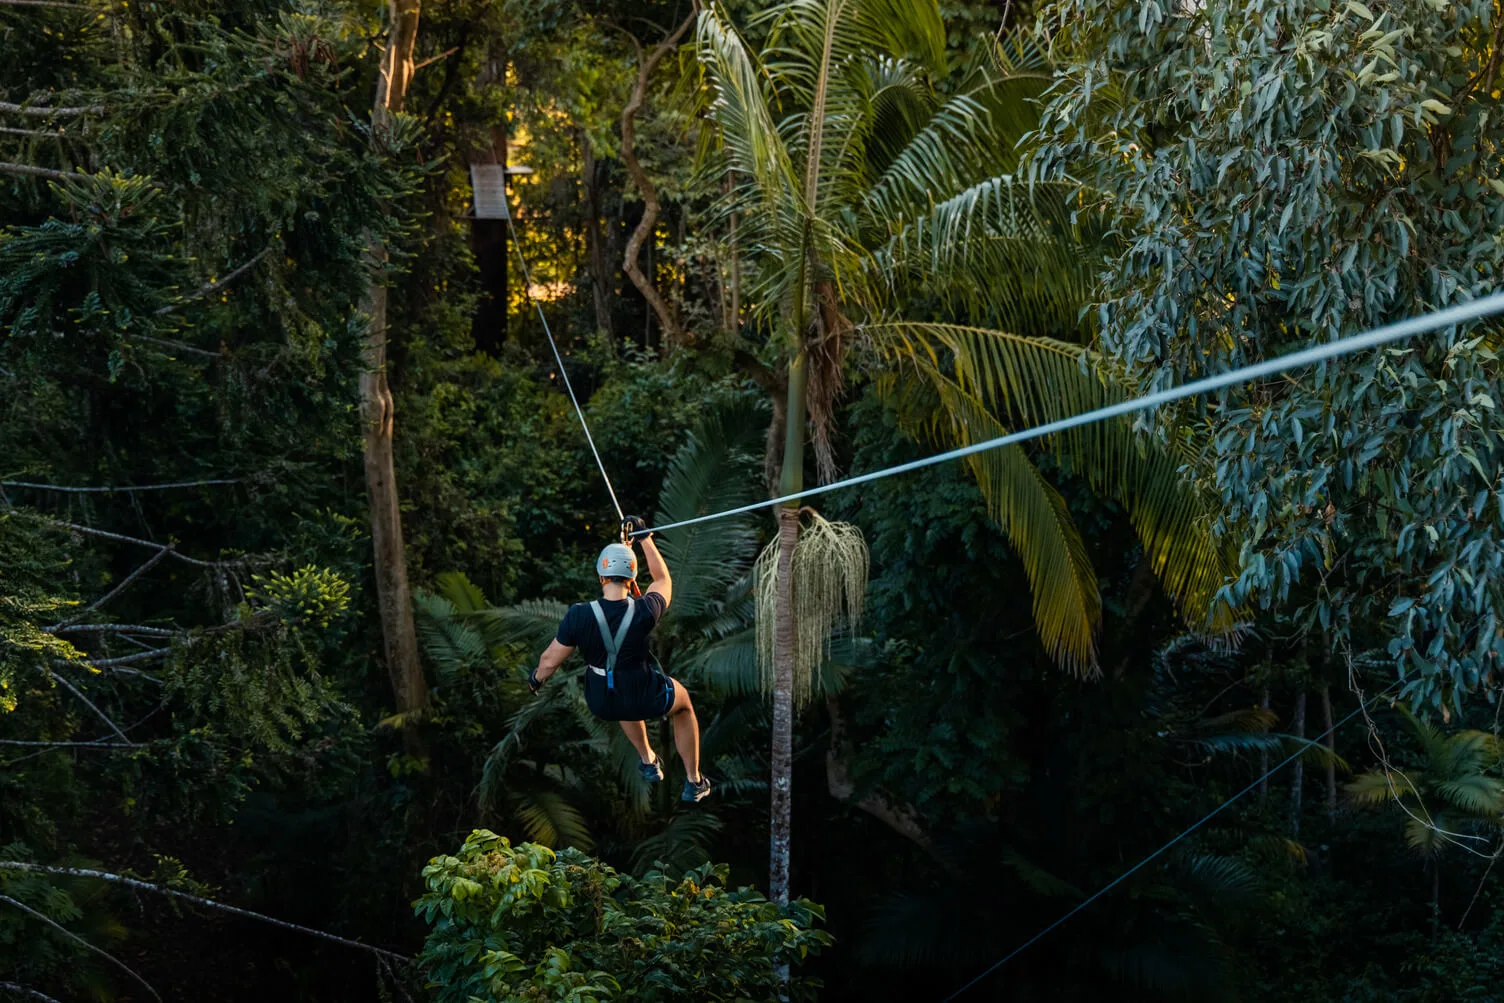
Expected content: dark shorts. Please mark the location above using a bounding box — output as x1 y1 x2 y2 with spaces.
583 665 675 722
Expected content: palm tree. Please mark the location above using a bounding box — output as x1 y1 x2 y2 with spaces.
1348 705 1504 924
696 0 1233 901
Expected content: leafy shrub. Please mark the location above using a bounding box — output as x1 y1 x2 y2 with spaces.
415 830 831 1002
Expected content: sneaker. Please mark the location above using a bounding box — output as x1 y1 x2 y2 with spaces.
638 755 664 784
681 775 712 803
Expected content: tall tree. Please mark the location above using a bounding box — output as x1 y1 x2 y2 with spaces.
363 0 429 725
1031 0 1504 713
697 0 1230 898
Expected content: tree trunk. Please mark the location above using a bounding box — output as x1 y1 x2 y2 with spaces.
1322 685 1337 820
619 9 696 347
1291 691 1307 839
728 174 740 335
581 132 613 339
825 695 934 854
363 0 428 728
770 351 809 907
1258 686 1271 806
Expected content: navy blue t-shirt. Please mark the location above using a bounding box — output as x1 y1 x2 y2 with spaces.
556 592 666 672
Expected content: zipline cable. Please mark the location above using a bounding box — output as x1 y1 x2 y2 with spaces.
940 682 1402 1001
633 292 1504 538
505 199 625 523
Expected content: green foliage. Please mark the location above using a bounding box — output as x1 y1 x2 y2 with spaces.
1031 0 1504 711
1348 704 1504 858
415 831 831 1002
245 565 352 628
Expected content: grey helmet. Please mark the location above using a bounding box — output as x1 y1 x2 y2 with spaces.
596 543 638 581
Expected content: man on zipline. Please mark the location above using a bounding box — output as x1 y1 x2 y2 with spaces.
529 516 711 803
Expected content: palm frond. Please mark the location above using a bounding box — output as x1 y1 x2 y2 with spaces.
472 599 569 652
872 321 1236 635
1347 770 1417 806
886 369 1099 671
413 590 488 685
513 790 594 851
868 178 1099 335
1434 776 1504 818
654 401 766 624
1405 814 1447 856
630 811 726 877
1172 853 1261 905
434 570 488 613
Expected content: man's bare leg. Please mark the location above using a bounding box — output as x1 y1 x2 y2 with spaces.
666 678 701 782
619 720 656 766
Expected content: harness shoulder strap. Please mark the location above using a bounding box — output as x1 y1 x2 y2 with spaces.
588 600 636 689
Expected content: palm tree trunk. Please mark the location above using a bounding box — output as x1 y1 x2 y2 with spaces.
363 0 428 727
1322 685 1337 820
727 173 740 335
1291 691 1307 839
1258 686 1271 806
770 352 808 907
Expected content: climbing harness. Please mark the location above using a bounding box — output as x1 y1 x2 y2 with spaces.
587 598 636 692
505 193 624 522
631 292 1504 540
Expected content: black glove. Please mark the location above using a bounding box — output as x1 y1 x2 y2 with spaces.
528 667 543 694
621 514 652 541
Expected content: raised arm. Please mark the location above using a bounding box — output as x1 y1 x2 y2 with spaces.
640 535 672 607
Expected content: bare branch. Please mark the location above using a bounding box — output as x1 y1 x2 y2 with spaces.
0 894 161 1002
133 335 222 359
0 161 70 181
64 648 170 669
0 981 64 1003
0 0 98 8
3 479 238 494
825 695 939 857
43 671 135 744
53 623 176 637
153 246 272 316
0 126 63 137
37 519 239 569
412 46 459 71
0 101 105 117
0 862 411 962
0 739 137 749
619 4 698 346
70 545 172 622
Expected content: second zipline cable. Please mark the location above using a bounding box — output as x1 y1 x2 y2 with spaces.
505 199 625 523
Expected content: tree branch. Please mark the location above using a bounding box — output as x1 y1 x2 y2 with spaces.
0 862 410 962
133 335 222 359
53 623 176 637
824 695 938 856
37 519 240 569
0 894 161 1002
0 101 105 117
0 981 63 1003
619 5 697 346
3 479 238 494
0 126 63 137
0 161 70 181
70 544 172 622
0 0 97 8
153 246 272 316
42 671 136 744
0 739 137 749
60 648 169 669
